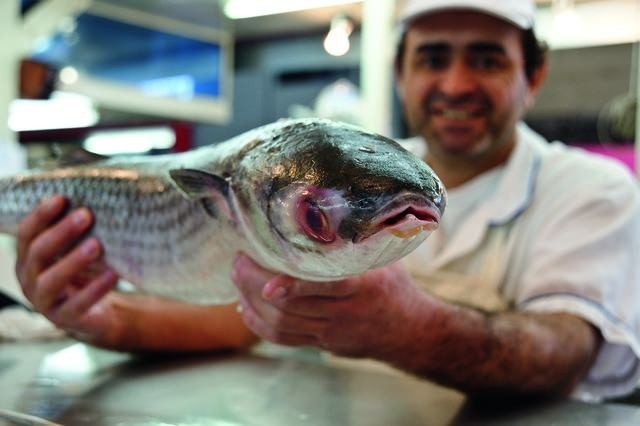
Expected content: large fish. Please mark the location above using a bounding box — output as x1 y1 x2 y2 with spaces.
0 119 445 304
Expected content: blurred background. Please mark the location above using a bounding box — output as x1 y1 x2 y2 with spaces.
1 0 638 172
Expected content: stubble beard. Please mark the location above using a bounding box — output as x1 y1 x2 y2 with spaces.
412 103 515 166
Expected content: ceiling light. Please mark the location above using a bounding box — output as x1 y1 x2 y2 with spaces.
324 13 354 56
59 66 79 85
551 0 579 36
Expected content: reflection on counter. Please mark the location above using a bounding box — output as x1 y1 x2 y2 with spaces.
3 339 640 425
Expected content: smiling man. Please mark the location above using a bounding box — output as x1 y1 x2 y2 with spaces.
232 0 640 401
396 6 536 187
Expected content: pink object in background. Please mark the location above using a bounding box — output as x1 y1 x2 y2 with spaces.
575 144 636 174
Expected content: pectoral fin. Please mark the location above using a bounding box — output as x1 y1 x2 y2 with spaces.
169 168 234 221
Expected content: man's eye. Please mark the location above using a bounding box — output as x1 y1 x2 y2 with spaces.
418 54 449 70
470 55 503 71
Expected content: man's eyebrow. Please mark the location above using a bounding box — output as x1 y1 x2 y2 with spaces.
467 42 507 54
414 42 506 55
414 42 450 54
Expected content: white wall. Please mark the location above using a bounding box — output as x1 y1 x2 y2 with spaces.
0 1 19 143
536 0 640 50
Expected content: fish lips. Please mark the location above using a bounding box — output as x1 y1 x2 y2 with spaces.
348 195 442 243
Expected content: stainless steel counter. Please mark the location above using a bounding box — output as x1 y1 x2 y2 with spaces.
1 339 640 425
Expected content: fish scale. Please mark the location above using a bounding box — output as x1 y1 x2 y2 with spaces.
0 167 237 302
0 118 446 304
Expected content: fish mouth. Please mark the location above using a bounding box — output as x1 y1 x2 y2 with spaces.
353 195 441 243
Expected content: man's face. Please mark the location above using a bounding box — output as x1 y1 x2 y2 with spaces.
396 11 540 163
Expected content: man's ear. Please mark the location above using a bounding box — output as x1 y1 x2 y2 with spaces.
525 59 548 109
394 65 406 102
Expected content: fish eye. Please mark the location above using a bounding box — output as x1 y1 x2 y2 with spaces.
300 198 335 243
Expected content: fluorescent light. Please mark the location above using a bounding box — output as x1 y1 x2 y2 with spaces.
224 0 362 19
8 91 99 132
83 127 176 155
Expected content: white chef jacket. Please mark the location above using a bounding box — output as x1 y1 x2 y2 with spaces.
401 122 640 402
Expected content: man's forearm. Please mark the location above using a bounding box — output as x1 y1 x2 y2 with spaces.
88 294 259 353
385 297 601 397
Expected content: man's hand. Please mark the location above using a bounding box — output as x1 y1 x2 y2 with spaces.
231 253 600 397
15 195 120 342
231 252 427 359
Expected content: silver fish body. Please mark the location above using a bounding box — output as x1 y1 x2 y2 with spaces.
0 119 446 304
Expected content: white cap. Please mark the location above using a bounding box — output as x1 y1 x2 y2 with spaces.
398 0 536 30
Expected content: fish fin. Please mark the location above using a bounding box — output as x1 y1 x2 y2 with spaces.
169 168 234 221
169 168 229 198
51 145 109 167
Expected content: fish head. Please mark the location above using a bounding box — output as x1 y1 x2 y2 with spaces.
232 118 446 280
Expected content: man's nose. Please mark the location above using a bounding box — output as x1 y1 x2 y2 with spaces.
438 60 476 96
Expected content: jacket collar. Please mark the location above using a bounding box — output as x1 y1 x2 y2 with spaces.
429 122 545 269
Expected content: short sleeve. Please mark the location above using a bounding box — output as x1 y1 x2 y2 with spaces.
516 154 640 401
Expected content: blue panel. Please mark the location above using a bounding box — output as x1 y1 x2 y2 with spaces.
33 13 223 99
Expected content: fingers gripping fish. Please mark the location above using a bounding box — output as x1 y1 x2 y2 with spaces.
0 119 446 304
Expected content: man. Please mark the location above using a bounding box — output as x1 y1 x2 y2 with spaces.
13 0 640 400
230 0 640 401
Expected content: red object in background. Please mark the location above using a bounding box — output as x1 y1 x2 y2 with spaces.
575 144 636 174
19 58 57 100
171 121 193 152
